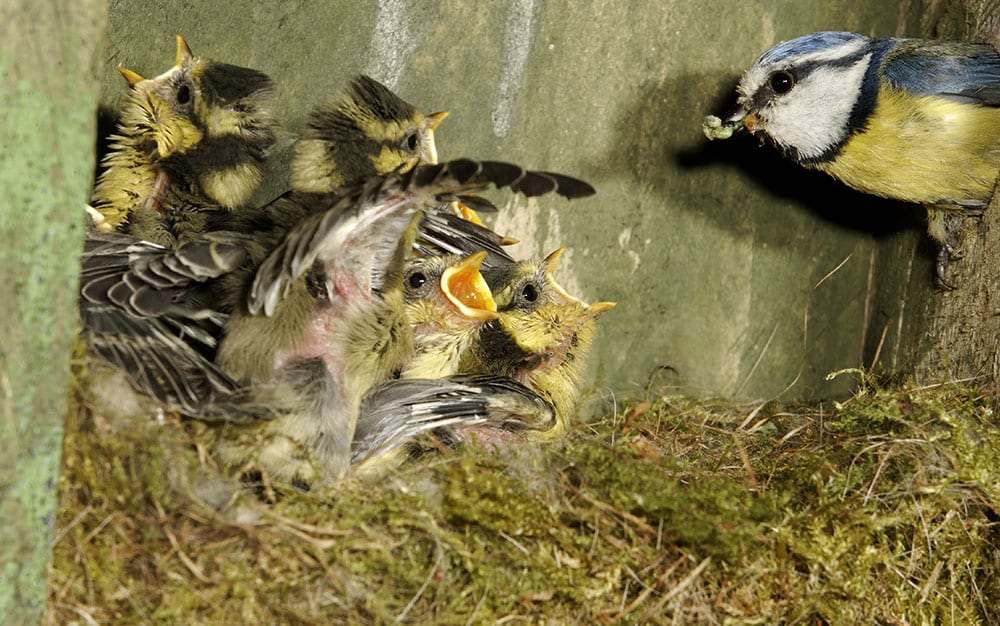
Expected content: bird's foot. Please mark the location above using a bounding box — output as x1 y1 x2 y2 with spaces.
936 243 959 290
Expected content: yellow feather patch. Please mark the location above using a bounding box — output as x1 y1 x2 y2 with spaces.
199 162 262 208
816 87 1000 205
348 101 423 144
195 92 272 139
290 139 343 192
499 300 598 434
154 114 203 158
91 151 159 229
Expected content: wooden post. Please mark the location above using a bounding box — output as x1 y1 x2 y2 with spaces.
0 2 105 623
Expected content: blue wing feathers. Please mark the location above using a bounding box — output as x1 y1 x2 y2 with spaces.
883 43 1000 105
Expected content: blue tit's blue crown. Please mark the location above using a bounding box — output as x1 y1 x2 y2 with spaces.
756 32 866 67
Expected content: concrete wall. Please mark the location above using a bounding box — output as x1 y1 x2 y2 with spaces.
99 1 924 402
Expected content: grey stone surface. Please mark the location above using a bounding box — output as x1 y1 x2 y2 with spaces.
98 1 924 402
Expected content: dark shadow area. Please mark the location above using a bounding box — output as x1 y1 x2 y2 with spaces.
597 70 921 244
676 133 917 238
93 103 119 185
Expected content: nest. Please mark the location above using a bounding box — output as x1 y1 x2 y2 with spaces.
48 364 1000 624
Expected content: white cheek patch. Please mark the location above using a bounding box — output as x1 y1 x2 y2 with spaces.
762 55 870 160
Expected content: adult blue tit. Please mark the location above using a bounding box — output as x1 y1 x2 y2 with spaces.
91 35 275 243
705 31 1000 284
290 75 448 194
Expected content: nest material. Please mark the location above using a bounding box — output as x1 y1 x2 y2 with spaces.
48 366 1000 624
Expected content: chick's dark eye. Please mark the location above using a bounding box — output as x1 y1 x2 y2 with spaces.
521 283 539 303
176 84 191 104
769 71 794 95
405 132 419 151
407 271 427 289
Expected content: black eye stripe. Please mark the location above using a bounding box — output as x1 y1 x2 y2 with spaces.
760 50 867 95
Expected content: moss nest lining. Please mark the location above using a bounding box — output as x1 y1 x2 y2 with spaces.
48 368 1000 623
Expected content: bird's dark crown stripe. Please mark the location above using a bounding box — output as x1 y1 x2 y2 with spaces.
314 104 410 150
307 108 388 156
748 52 869 114
308 107 358 137
348 75 416 123
198 62 274 106
795 51 868 76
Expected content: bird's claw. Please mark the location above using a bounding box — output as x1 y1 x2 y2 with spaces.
936 243 958 290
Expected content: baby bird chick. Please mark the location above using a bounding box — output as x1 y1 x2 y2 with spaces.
209 74 448 253
348 251 504 474
461 248 615 438
91 35 275 244
400 250 500 379
351 250 613 472
79 36 274 416
212 160 596 486
290 75 448 193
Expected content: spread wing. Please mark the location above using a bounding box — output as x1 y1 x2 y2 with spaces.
248 159 596 316
351 375 555 466
79 231 257 418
